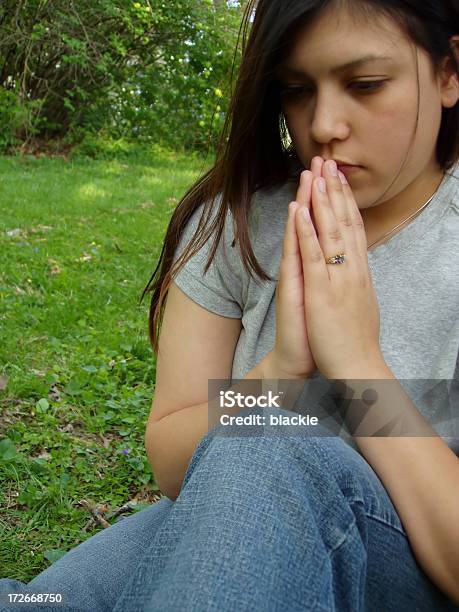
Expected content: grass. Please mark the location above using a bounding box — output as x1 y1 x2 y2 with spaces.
0 149 210 582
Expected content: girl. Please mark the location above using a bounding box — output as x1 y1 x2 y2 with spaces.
1 0 459 610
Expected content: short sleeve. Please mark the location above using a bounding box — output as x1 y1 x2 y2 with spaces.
172 200 243 319
444 350 459 457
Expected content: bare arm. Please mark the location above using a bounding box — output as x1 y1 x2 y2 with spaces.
145 351 289 501
339 362 459 606
145 281 302 502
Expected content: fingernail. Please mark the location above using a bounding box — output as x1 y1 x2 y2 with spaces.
300 208 311 223
328 161 338 176
338 170 348 185
317 177 326 193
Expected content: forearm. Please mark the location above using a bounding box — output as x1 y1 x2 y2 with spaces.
145 400 213 502
357 435 459 604
145 351 304 501
337 364 459 605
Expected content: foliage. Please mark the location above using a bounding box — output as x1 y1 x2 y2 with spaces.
0 150 211 581
0 88 34 149
0 0 245 153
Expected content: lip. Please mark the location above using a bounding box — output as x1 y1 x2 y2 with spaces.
331 159 361 167
336 164 362 176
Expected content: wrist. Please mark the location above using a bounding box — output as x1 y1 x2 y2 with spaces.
324 358 393 382
262 351 314 380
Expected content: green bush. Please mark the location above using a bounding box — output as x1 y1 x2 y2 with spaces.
0 88 31 148
0 0 246 154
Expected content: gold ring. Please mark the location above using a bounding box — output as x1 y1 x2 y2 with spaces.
325 253 346 265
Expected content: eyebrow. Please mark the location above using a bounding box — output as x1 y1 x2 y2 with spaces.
280 54 394 78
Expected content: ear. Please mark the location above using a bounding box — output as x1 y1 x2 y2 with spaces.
439 35 459 109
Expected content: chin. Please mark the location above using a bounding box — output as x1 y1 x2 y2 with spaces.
352 191 374 211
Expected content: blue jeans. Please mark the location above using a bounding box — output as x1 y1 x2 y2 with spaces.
1 419 458 611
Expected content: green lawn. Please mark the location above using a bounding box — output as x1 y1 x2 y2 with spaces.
0 150 208 581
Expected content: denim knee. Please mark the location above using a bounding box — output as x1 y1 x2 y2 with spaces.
181 407 317 486
184 408 354 485
181 410 406 539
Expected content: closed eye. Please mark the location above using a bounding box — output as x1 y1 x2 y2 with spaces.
279 80 387 98
279 86 312 99
349 80 388 92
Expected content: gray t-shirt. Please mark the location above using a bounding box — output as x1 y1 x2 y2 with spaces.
173 164 459 455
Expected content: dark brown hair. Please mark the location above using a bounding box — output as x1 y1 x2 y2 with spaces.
142 0 459 354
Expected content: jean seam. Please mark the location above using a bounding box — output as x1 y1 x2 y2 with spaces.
305 516 358 612
364 511 407 538
293 441 409 573
332 498 406 540
311 602 333 612
310 503 365 612
308 556 336 612
309 502 409 612
328 516 359 555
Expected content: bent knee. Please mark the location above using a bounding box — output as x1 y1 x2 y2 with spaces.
185 409 359 481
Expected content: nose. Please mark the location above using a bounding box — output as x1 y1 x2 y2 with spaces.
310 88 350 144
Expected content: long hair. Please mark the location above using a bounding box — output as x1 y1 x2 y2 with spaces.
142 0 459 354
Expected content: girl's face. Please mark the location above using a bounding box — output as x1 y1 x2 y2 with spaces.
279 5 458 210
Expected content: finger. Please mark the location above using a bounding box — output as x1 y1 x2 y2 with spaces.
311 156 324 178
311 177 346 278
309 157 324 227
295 206 329 290
337 171 369 261
282 201 301 259
296 171 313 209
296 158 323 226
279 202 303 303
323 160 357 254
